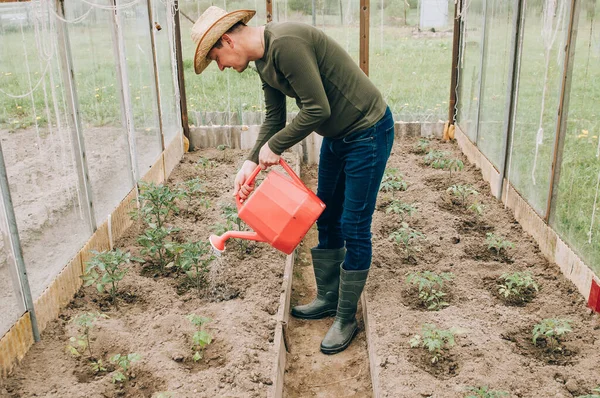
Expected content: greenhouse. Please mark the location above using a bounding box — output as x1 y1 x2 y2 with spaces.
0 0 599 397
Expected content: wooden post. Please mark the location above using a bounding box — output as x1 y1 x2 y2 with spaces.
546 0 580 223
266 0 273 22
448 0 463 124
146 0 165 152
174 1 190 140
360 0 370 76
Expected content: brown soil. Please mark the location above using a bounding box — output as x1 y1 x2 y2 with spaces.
367 137 600 398
283 164 372 397
1 148 289 398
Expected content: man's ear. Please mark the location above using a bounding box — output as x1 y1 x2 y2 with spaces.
221 34 234 48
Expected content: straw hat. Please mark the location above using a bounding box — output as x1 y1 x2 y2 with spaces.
191 6 256 74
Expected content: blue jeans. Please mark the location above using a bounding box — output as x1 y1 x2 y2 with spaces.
316 107 395 271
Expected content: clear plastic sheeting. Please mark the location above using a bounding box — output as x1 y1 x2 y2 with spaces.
477 0 514 170
456 0 485 141
507 0 570 215
65 4 137 224
119 0 163 173
371 0 453 122
0 1 93 301
152 0 182 146
0 195 25 338
181 0 266 127
551 1 600 274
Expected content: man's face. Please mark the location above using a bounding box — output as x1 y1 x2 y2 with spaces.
207 35 248 73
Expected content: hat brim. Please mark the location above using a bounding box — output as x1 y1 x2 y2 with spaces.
193 10 256 74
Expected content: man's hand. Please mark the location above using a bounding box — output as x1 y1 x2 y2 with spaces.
234 160 258 202
258 143 280 170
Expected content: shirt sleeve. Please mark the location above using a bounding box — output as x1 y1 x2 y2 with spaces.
266 36 330 155
247 79 286 164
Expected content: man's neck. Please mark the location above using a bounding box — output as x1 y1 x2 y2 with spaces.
245 25 266 61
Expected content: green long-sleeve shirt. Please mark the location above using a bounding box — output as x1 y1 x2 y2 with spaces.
247 22 387 164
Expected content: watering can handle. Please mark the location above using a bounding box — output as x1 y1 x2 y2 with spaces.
236 158 303 210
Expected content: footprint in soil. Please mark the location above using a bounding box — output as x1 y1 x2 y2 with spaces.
462 243 513 264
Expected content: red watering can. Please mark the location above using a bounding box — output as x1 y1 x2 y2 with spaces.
209 159 325 255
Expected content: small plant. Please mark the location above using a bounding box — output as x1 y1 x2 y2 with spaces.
217 144 231 161
379 168 408 195
578 387 600 398
447 184 479 206
187 314 212 362
465 386 509 398
486 233 514 255
176 241 215 297
221 203 249 254
444 158 464 178
66 312 109 359
406 271 454 310
195 156 215 176
389 222 426 259
110 353 141 383
90 359 107 373
410 323 456 364
131 181 183 228
177 178 209 210
137 225 181 271
497 271 539 303
424 150 449 166
414 138 429 154
81 249 133 307
532 318 572 352
468 201 485 217
386 199 417 223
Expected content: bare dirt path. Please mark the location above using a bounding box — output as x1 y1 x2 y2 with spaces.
283 164 372 398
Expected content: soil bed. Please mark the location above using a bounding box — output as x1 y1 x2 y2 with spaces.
1 148 289 398
367 137 600 397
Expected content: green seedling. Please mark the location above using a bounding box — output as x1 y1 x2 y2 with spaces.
109 353 141 383
465 386 509 398
497 271 539 303
177 178 209 210
424 150 449 166
389 222 426 259
90 359 107 373
176 241 215 297
578 387 600 398
532 318 572 352
137 225 181 271
386 199 417 223
486 233 514 255
187 314 213 362
468 201 485 217
66 312 109 359
447 184 479 206
410 323 456 364
217 144 231 161
444 158 464 178
221 203 249 254
82 249 133 307
131 181 184 228
379 168 408 195
414 138 430 154
406 271 454 310
195 156 215 176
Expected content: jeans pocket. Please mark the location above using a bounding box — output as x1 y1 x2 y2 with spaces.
342 127 375 144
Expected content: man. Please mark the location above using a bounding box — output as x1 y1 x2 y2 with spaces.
191 6 394 354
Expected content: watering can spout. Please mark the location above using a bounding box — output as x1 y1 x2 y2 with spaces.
209 231 267 255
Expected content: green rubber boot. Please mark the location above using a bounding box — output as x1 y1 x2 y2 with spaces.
320 265 369 355
291 247 346 320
